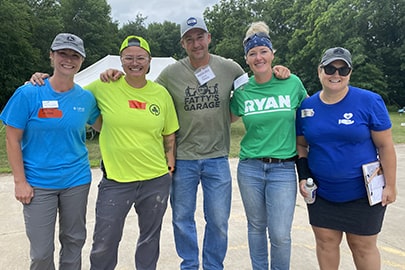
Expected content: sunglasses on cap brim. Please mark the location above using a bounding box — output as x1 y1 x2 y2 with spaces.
243 32 271 46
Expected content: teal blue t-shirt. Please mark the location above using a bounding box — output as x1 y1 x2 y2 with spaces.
0 79 100 188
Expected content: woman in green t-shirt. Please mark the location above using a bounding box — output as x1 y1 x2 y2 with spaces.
230 21 307 270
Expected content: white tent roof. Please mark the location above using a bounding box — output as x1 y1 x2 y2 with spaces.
74 55 176 87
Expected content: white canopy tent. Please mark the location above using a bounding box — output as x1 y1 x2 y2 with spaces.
74 55 176 87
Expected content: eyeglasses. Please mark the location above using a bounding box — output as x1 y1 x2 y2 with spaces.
322 65 351 76
121 55 149 64
243 32 271 46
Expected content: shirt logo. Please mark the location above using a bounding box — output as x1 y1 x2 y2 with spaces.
149 104 160 116
184 83 220 111
244 95 291 115
338 113 354 125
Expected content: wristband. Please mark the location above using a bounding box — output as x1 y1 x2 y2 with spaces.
168 166 176 173
295 157 311 182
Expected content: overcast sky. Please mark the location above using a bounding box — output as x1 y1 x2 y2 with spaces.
106 0 220 26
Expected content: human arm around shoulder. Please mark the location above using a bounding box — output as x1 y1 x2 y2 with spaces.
5 126 34 204
29 72 50 85
99 69 124 82
371 129 397 206
273 65 291 79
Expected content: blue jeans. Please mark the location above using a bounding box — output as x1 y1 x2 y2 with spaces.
237 159 297 270
170 157 232 270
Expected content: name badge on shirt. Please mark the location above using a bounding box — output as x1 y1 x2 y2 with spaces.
301 108 315 118
233 73 249 89
42 100 59 108
194 65 216 85
38 108 63 118
39 100 62 118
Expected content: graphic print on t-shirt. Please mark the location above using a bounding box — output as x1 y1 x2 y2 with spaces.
243 95 291 115
184 83 220 111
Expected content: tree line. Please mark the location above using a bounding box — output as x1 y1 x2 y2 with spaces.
1 0 404 110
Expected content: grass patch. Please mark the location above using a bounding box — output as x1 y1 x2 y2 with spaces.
388 113 405 144
1 112 404 173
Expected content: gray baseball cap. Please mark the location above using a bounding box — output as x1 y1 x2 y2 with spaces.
180 16 208 38
320 47 352 68
51 33 86 58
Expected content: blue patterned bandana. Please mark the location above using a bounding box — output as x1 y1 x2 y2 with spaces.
243 32 273 55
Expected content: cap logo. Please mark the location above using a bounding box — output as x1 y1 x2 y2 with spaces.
67 35 75 42
334 48 345 55
187 17 198 26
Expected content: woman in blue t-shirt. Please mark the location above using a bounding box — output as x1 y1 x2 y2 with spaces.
296 47 397 270
0 33 100 269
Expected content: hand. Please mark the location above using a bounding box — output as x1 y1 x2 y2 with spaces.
100 69 124 82
14 181 34 205
381 185 397 206
273 65 291 80
29 72 49 86
299 179 309 198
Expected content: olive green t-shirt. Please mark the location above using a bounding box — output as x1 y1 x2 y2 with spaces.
156 54 245 160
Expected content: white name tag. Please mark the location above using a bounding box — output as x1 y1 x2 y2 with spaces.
301 108 314 118
233 73 249 89
42 100 59 108
195 65 216 85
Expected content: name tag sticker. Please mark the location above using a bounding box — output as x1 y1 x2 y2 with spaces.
42 100 59 108
233 73 249 89
38 108 63 118
195 65 216 85
129 100 146 109
301 108 315 118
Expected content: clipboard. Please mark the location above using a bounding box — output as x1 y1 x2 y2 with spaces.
362 161 385 206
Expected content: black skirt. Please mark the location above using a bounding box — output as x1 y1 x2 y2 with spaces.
308 196 386 235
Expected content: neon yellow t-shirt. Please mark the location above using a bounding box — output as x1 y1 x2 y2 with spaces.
86 78 179 182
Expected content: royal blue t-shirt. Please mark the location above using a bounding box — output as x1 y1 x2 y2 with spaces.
296 86 391 202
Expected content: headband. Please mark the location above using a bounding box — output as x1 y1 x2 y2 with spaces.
243 32 273 55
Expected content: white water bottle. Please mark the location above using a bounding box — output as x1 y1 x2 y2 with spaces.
304 178 317 204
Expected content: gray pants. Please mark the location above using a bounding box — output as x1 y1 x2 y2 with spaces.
90 174 171 270
23 184 90 270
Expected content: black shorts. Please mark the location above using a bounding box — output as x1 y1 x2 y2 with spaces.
308 196 386 235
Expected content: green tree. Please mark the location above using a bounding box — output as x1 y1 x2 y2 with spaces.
118 14 148 40
258 0 297 67
27 0 64 74
205 0 260 70
281 0 404 104
355 0 405 106
59 0 120 67
147 21 183 58
0 0 40 109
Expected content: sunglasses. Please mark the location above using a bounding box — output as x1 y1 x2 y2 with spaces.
243 32 271 46
322 65 352 76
